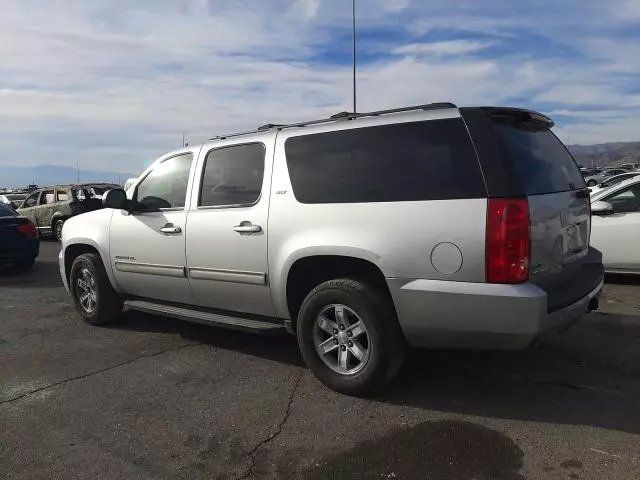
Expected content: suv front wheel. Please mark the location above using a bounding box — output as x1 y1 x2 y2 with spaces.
296 279 405 396
70 253 122 325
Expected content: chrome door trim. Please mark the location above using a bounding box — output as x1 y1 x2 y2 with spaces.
188 266 267 285
115 260 186 278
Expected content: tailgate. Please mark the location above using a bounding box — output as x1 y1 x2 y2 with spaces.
463 107 604 311
528 192 601 311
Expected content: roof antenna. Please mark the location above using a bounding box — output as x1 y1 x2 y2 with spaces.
352 0 357 113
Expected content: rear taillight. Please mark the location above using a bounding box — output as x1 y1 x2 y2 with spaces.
15 222 38 237
486 198 531 283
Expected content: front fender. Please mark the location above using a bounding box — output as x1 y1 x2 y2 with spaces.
60 209 121 293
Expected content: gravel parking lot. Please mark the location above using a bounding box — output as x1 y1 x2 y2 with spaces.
1 240 639 479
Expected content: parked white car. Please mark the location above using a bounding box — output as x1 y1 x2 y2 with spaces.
588 172 640 195
590 176 640 274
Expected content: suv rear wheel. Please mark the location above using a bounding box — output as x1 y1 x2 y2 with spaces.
296 279 405 396
70 253 122 325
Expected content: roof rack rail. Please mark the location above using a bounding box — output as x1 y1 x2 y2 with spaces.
208 102 457 141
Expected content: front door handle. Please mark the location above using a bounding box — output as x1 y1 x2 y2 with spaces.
233 222 262 234
160 224 182 234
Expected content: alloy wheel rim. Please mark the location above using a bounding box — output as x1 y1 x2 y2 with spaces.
313 304 371 375
76 268 97 314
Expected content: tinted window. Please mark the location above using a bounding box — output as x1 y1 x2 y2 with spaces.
492 120 585 195
604 185 640 213
285 119 486 204
22 193 39 208
0 203 18 216
136 153 193 210
199 143 265 207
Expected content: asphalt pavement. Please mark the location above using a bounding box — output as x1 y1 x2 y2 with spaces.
1 240 639 479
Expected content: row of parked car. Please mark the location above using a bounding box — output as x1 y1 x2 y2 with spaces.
0 183 118 271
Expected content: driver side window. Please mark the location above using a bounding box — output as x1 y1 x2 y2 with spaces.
135 153 193 210
23 193 39 208
604 185 640 213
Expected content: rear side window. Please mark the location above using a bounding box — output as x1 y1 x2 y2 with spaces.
491 120 585 195
285 119 486 204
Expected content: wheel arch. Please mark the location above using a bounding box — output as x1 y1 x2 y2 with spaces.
282 251 393 331
63 241 120 293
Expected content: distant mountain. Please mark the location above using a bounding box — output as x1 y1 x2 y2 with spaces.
0 165 137 189
568 141 640 168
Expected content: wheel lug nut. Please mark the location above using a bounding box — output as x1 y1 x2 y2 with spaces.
333 329 338 334
340 325 345 330
348 341 353 347
333 339 339 345
341 345 347 351
347 331 353 337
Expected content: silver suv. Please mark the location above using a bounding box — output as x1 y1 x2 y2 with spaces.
59 103 604 395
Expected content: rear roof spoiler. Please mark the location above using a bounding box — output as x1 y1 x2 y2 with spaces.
480 107 554 128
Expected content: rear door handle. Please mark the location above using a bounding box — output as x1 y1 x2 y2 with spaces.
233 222 262 234
160 224 182 234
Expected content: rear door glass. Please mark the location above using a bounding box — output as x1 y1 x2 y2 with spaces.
491 120 585 195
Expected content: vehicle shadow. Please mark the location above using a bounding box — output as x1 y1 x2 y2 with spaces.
375 313 640 436
110 310 640 438
0 254 63 288
605 273 640 286
109 310 304 367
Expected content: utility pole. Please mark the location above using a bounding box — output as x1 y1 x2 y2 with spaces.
182 132 185 147
76 159 80 184
352 0 357 113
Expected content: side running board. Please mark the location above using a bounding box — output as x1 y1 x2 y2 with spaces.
123 300 285 333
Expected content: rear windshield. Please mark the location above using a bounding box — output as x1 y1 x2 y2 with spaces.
285 118 486 204
0 203 18 216
492 119 585 195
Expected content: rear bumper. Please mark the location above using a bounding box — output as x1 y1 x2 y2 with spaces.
0 238 39 263
387 274 604 350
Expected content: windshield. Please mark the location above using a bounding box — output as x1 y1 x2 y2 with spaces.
492 119 585 195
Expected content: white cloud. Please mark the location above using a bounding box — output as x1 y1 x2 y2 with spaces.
384 0 410 12
392 40 493 56
0 0 639 173
291 0 321 20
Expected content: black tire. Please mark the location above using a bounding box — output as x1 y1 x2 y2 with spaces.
53 218 66 242
69 252 122 325
15 256 36 272
296 278 406 396
587 179 597 187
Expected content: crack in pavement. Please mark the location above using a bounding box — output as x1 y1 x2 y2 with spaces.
235 369 303 480
0 342 203 406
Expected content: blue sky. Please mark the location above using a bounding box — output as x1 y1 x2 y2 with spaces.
1 0 639 174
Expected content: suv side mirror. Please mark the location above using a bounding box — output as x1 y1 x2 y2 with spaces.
103 188 129 210
591 200 614 215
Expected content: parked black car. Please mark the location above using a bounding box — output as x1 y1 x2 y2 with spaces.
0 203 39 271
